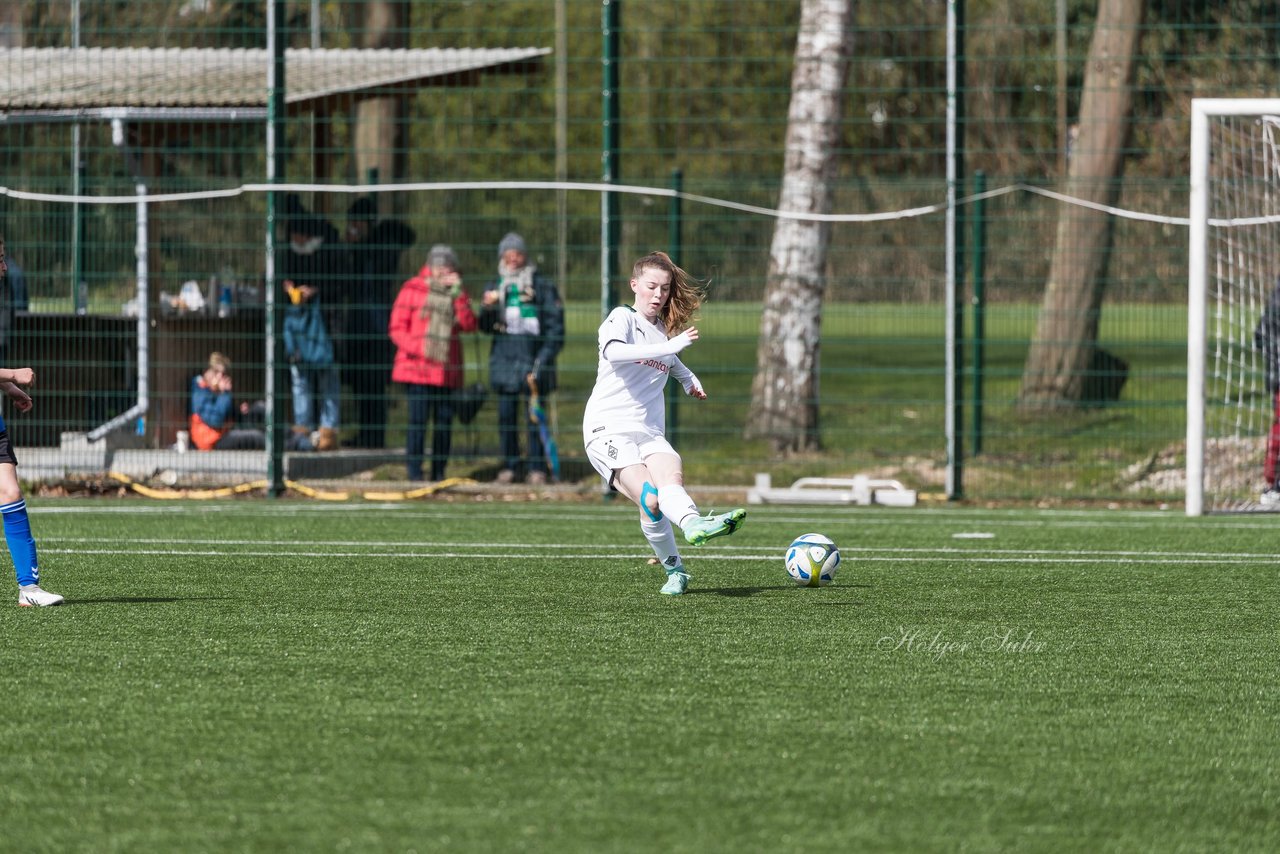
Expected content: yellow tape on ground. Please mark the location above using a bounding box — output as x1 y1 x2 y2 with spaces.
108 472 268 499
362 476 477 501
283 480 351 501
106 472 477 502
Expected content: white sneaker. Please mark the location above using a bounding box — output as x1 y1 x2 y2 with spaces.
1261 488 1280 508
18 585 65 607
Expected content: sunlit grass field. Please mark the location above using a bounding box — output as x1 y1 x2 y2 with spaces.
3 498 1275 852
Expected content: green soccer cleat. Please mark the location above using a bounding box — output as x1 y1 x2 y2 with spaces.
682 508 746 546
660 570 690 596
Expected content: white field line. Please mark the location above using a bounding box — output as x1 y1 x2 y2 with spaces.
30 503 1280 530
39 536 1280 562
38 544 1275 565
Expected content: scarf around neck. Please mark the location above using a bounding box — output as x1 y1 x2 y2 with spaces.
497 262 540 336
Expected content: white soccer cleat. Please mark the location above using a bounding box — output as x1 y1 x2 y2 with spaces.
1260 488 1280 508
18 586 65 607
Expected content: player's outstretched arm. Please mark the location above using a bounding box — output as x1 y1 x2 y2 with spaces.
602 329 697 363
0 367 35 386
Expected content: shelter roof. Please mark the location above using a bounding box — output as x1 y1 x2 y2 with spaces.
0 47 549 117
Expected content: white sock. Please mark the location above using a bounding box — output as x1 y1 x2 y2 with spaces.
640 514 683 573
657 484 700 530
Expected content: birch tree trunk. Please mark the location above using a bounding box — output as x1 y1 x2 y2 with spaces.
348 1 409 194
744 0 853 453
1016 0 1144 410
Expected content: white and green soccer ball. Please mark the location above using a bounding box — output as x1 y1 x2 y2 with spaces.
785 533 840 587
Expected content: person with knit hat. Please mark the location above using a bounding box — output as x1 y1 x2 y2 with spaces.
388 244 478 482
478 232 565 485
342 195 416 449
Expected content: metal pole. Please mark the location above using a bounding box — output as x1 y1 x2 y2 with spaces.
73 151 86 314
265 0 288 495
970 170 986 457
666 168 683 443
132 186 149 437
86 185 148 441
555 0 569 295
71 0 85 314
945 0 966 499
601 0 621 319
667 169 683 265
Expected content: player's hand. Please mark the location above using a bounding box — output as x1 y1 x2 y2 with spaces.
687 385 707 400
8 368 34 386
8 388 32 412
440 272 463 297
669 328 699 354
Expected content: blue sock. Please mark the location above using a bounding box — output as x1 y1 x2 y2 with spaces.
1 499 39 587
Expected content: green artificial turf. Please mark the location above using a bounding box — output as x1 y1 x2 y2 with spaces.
2 499 1275 852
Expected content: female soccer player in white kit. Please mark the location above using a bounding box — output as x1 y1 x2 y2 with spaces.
583 251 746 595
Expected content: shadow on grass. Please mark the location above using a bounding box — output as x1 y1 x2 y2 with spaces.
689 583 870 599
63 596 232 606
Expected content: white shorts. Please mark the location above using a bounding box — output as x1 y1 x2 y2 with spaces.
585 431 680 484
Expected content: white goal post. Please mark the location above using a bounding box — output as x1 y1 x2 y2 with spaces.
1187 98 1280 516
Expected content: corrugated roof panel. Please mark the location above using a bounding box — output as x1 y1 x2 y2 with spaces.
0 47 550 111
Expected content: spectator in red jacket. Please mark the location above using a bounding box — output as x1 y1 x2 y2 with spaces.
388 245 479 482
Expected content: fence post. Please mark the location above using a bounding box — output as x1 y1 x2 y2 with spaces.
265 0 288 496
970 170 986 456
667 168 683 444
601 0 621 319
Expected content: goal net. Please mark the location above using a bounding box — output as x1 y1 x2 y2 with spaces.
1187 98 1280 515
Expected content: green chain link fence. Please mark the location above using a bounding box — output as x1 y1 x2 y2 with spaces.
1 1 1276 502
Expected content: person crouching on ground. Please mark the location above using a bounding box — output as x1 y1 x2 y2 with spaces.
190 352 265 451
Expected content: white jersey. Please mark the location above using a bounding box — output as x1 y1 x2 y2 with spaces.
583 305 688 444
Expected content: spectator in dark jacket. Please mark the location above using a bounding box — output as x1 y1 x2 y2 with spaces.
343 196 416 449
478 232 565 484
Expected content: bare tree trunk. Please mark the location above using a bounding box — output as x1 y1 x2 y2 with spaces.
744 0 853 453
349 1 409 197
0 4 23 47
1017 0 1144 411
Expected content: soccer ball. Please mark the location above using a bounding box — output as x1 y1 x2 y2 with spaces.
785 533 840 587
